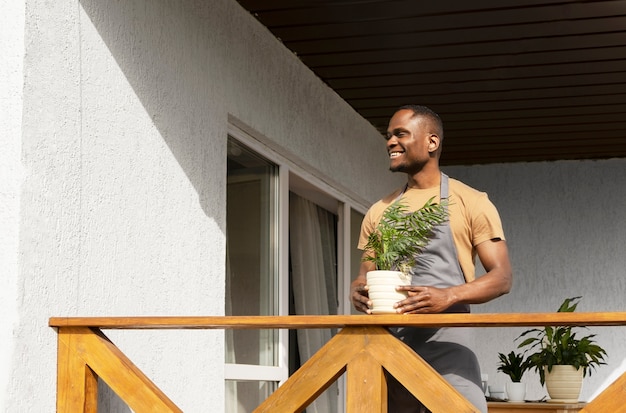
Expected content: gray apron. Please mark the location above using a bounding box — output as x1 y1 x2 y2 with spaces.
388 173 487 413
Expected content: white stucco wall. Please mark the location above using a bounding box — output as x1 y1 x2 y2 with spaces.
0 1 25 412
445 158 626 401
6 0 394 411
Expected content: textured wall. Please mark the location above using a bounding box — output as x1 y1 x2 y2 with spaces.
9 0 394 411
445 159 626 401
0 1 25 411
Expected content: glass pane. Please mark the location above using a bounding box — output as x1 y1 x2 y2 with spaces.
226 138 279 366
225 380 278 413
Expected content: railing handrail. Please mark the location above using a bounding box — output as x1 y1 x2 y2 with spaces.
51 313 626 412
49 311 626 329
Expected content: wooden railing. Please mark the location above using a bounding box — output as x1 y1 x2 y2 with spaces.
49 313 626 412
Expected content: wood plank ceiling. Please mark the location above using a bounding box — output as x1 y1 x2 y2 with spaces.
236 0 626 165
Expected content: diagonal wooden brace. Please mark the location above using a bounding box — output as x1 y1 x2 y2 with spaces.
580 371 626 413
56 326 182 413
255 326 480 413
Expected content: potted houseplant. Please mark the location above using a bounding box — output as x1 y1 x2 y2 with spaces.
496 351 529 402
517 296 607 402
362 197 448 313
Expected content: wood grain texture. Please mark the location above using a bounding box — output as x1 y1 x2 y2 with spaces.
487 401 586 412
56 333 98 413
346 349 387 413
253 327 351 412
255 326 479 413
49 312 626 329
361 327 479 412
51 315 626 412
57 327 182 413
580 370 626 413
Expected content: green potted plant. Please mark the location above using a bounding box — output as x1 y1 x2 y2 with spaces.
497 351 528 383
362 197 448 314
363 197 448 273
496 351 529 402
517 296 607 402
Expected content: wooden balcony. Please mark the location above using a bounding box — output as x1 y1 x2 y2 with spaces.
49 313 626 412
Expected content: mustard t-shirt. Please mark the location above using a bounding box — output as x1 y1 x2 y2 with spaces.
358 178 505 282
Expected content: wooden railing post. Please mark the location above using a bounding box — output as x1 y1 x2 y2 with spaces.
254 326 478 413
56 328 98 413
346 350 387 413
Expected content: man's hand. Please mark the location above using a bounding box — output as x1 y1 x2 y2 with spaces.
351 282 372 314
393 285 455 314
351 257 376 314
392 239 513 313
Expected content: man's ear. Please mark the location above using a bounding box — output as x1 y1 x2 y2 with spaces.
428 134 441 153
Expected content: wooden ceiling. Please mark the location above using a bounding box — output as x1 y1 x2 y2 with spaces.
236 0 626 165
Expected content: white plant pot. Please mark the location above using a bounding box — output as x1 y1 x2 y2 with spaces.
366 270 411 314
545 365 583 403
506 381 526 402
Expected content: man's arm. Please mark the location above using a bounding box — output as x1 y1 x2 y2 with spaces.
395 239 512 314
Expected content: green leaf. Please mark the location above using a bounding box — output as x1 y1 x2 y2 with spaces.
496 351 529 382
362 197 449 272
515 296 607 385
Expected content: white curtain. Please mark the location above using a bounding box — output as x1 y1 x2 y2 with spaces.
289 193 338 413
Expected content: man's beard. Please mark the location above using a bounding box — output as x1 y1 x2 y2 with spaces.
389 163 407 173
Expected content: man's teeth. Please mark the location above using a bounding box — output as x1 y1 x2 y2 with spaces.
390 152 402 158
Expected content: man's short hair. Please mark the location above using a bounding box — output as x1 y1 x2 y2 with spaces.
397 104 444 140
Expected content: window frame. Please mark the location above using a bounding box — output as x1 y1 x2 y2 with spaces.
225 120 369 410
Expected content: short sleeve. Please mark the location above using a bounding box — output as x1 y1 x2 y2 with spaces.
470 193 505 247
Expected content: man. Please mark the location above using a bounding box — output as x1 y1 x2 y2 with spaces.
351 105 512 413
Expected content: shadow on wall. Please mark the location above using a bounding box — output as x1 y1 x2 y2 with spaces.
79 0 228 231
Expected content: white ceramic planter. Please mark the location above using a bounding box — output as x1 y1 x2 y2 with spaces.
545 365 583 403
366 270 411 314
506 381 526 402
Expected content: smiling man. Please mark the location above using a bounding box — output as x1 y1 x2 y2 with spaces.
350 105 513 413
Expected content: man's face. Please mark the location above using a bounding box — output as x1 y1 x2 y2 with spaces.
385 109 433 173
